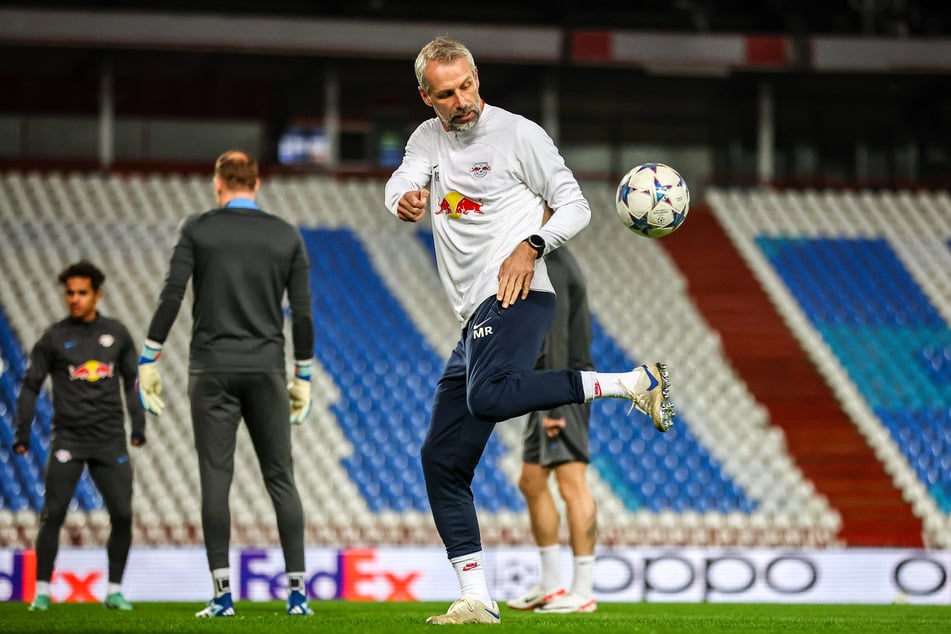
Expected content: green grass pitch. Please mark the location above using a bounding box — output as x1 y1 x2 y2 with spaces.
1 600 949 633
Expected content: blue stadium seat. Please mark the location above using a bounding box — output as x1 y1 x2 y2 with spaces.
758 236 951 512
302 228 524 513
587 319 754 514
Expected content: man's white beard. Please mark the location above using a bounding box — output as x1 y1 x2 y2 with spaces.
444 106 480 132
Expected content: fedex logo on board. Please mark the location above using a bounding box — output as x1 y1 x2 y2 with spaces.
0 550 33 602
239 548 421 601
0 550 103 603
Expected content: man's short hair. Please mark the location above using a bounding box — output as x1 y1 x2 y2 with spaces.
215 150 259 191
415 36 476 92
58 260 105 291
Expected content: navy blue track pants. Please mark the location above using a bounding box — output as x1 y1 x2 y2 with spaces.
421 292 586 558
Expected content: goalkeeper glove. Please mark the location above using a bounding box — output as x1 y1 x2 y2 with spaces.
288 360 313 425
137 339 165 416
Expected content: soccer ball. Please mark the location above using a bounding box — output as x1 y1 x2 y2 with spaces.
615 163 690 238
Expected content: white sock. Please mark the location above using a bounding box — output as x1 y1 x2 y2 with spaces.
539 545 562 593
570 555 595 598
212 568 231 597
584 368 643 400
107 582 122 595
35 581 50 597
450 551 492 606
580 371 598 402
287 572 306 595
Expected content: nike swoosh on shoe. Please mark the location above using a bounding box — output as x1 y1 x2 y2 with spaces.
642 364 659 390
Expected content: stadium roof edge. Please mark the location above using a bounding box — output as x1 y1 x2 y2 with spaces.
2 8 951 73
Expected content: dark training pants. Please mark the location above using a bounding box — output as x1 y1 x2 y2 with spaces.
421 292 587 559
36 441 133 584
189 372 305 572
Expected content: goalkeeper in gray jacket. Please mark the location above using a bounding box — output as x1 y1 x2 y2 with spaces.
137 150 315 618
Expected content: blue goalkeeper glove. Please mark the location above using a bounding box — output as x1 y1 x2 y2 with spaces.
137 340 165 416
288 360 312 425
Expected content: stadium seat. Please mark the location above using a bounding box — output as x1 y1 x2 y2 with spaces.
3 171 945 549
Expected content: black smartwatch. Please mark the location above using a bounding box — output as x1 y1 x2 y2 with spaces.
525 234 546 259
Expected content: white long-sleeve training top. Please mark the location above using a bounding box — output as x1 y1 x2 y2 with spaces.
385 103 591 324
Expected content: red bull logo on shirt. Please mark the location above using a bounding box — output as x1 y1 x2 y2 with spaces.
470 162 491 178
68 360 114 382
437 191 483 219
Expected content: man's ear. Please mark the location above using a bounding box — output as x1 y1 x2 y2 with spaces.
418 86 432 108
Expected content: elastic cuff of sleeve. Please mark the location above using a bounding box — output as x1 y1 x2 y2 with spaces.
140 339 163 363
294 359 313 380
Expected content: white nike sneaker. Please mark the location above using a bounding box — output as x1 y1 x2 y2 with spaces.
533 591 598 614
505 585 566 610
619 363 674 432
426 597 501 624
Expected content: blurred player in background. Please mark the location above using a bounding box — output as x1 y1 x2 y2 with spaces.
385 36 673 624
137 150 315 618
14 260 145 612
507 245 599 614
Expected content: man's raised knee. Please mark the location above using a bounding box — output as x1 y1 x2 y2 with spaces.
466 382 508 422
